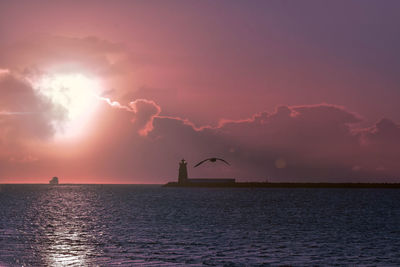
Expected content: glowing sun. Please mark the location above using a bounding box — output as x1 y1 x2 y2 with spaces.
32 73 102 139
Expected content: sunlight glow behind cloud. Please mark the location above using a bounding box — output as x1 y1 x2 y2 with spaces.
30 73 103 139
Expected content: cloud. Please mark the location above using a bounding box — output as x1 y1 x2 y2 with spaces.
363 118 400 144
9 154 39 163
188 104 365 180
358 118 400 175
0 34 398 182
0 34 140 122
0 34 127 76
0 72 68 177
70 102 396 182
63 101 398 182
141 103 400 181
0 69 10 75
0 34 140 145
2 93 399 183
129 99 161 136
101 97 161 136
218 104 361 154
0 73 64 146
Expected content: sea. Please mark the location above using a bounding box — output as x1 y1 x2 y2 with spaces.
0 184 399 266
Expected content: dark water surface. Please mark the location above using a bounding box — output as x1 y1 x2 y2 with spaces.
0 185 399 266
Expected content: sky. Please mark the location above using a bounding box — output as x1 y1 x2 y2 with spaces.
0 0 400 183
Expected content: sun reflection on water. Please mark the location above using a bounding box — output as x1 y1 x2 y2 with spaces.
45 227 89 266
36 186 98 266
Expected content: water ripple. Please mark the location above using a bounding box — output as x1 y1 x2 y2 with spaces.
0 185 399 266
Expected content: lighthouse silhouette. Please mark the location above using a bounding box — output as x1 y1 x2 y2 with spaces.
178 159 188 184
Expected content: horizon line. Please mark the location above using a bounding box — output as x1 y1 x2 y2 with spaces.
2 182 400 185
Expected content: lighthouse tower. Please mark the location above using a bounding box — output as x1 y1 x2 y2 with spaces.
178 159 188 184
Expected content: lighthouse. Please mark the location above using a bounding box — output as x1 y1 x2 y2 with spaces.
178 159 188 184
172 158 235 186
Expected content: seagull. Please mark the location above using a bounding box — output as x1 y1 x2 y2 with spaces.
194 157 230 167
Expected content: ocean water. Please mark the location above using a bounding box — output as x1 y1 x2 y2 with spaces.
0 185 399 266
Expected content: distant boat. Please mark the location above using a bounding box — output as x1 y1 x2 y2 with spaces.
49 177 59 185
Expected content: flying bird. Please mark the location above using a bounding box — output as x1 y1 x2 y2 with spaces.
194 157 230 167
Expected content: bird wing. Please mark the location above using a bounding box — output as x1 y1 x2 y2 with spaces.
194 158 210 167
216 158 230 165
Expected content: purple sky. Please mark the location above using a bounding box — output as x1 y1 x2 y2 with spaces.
0 1 400 183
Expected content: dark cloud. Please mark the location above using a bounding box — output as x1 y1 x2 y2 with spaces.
364 118 400 144
203 104 364 181
66 102 400 183
2 95 399 183
358 118 400 176
0 73 64 145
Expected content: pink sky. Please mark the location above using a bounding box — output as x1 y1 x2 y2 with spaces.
1 1 400 183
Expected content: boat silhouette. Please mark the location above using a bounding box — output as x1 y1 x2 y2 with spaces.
49 177 59 185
